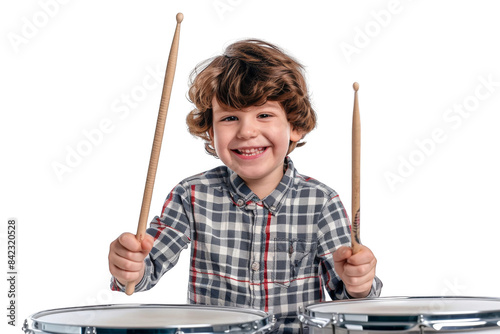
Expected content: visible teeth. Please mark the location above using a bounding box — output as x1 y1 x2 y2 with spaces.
237 147 265 156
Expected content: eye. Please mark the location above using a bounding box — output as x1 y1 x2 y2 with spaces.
258 113 272 119
221 115 238 122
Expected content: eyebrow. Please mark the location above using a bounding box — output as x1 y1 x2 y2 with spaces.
212 107 246 115
213 108 237 113
213 105 282 113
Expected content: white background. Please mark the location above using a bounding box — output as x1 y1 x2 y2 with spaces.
1 0 500 333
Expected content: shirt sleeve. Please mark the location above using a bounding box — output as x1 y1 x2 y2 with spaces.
316 194 382 300
110 183 193 292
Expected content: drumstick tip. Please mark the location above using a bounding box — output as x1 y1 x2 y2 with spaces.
353 82 359 92
176 12 184 23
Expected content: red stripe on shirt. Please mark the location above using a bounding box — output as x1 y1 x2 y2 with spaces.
152 221 191 242
263 211 272 312
153 226 165 240
190 185 198 303
153 190 178 241
160 190 175 216
298 175 315 182
192 268 320 285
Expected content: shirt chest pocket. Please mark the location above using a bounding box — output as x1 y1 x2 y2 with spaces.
272 238 317 287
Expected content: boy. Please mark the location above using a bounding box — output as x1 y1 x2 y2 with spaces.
108 39 382 333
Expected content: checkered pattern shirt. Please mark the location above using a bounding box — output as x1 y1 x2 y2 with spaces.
111 157 382 333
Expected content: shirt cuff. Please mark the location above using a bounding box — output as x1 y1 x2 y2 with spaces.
343 276 383 299
110 262 151 292
110 277 126 291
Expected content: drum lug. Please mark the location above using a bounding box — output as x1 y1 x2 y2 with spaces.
331 313 340 334
297 313 331 328
332 313 339 326
252 315 275 334
84 327 97 334
418 314 428 333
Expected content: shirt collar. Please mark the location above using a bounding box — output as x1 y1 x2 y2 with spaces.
227 157 295 214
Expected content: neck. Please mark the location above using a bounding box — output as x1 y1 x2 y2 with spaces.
246 181 278 200
242 168 285 200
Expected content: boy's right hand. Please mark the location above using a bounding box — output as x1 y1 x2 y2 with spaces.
108 232 154 288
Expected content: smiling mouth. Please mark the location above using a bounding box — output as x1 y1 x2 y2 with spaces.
233 147 267 156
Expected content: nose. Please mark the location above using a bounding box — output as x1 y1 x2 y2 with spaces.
236 117 258 139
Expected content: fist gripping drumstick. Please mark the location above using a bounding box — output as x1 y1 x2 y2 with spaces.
125 13 183 296
351 82 362 254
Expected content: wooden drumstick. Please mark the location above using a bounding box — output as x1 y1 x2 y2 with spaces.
125 12 184 296
351 82 362 254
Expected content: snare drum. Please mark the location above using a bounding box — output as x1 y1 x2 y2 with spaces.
23 304 274 334
299 296 500 333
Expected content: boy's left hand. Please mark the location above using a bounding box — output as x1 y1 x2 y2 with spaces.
333 245 377 298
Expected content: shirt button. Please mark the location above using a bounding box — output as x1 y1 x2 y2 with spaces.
237 199 244 206
246 202 256 210
251 262 260 271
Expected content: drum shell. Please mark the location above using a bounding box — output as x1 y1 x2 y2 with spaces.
301 297 500 334
307 325 500 334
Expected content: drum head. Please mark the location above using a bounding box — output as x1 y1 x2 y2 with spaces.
307 296 500 315
24 304 272 334
304 297 500 332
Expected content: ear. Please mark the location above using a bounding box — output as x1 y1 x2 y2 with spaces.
290 127 304 143
208 127 215 146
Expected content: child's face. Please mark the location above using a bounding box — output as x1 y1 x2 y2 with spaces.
210 98 302 194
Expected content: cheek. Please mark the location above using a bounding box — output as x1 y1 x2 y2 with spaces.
211 127 229 152
271 126 293 152
281 124 293 142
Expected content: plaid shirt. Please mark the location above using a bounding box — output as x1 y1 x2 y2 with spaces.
112 157 382 333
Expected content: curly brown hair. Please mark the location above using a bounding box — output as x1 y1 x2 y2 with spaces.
186 39 316 157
